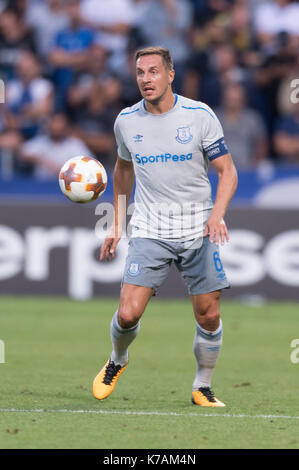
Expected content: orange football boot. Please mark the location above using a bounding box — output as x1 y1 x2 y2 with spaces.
93 358 128 400
192 387 226 407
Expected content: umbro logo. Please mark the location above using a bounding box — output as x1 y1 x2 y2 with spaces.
133 134 143 143
216 273 226 280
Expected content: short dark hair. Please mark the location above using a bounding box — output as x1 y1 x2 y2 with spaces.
135 46 174 71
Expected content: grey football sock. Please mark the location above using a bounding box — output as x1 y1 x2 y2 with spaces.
110 310 140 367
192 319 223 390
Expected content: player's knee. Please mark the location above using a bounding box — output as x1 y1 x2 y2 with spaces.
118 303 142 329
196 303 220 331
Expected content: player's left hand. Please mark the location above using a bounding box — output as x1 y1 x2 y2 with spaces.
203 216 229 245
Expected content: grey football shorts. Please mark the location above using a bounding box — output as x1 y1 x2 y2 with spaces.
122 236 230 296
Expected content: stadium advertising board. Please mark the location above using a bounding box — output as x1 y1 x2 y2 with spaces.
0 202 298 300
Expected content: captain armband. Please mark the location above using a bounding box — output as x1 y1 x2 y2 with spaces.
203 138 229 161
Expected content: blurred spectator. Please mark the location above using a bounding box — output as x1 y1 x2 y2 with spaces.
49 0 94 109
216 82 268 168
254 32 297 139
113 46 141 108
205 0 234 14
0 105 23 178
190 1 258 75
67 44 120 166
19 112 93 179
25 0 69 60
183 43 246 108
0 7 36 80
192 0 234 24
277 51 299 116
253 0 299 52
67 44 120 108
133 0 192 93
5 0 28 17
228 0 252 53
80 0 135 70
0 105 22 153
6 51 54 139
274 102 299 164
190 1 231 50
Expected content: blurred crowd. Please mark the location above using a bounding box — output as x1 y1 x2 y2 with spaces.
0 0 299 180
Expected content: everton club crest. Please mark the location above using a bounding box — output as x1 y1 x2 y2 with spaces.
128 263 140 276
176 126 193 144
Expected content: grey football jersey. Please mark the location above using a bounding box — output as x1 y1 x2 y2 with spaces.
114 94 229 241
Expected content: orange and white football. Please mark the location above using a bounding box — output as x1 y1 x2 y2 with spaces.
59 156 107 203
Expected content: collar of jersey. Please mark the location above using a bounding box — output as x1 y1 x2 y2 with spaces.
142 94 179 116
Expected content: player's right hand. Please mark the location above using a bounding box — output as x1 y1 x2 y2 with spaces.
100 236 121 261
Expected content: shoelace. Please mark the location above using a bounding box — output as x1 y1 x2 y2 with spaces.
198 387 216 402
103 361 122 385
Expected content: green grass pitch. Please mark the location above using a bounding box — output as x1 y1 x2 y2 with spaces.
0 296 298 449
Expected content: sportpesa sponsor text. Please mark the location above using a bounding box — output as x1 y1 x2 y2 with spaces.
135 152 193 165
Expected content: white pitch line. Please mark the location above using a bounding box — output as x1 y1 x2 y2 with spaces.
0 408 299 420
